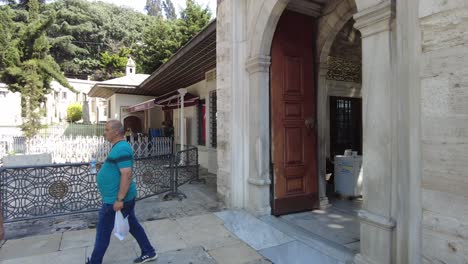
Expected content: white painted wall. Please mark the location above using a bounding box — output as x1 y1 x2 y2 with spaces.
172 75 218 173
0 86 22 127
109 94 154 124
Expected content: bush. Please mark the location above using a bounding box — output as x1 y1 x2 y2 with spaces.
67 103 83 123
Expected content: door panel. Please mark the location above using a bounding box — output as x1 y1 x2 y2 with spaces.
271 11 318 216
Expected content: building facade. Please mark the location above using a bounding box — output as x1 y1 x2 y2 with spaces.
216 0 468 263
0 79 106 132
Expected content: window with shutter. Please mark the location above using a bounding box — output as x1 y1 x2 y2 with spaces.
209 91 217 148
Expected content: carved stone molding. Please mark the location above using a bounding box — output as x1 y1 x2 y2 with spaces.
358 209 396 231
354 1 395 37
246 56 271 74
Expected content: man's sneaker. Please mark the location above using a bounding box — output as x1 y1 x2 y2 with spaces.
133 253 158 263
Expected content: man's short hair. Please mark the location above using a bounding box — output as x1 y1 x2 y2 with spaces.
107 120 125 135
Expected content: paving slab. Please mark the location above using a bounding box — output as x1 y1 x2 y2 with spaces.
175 213 224 230
156 246 217 264
179 224 241 250
60 229 96 251
0 233 62 261
259 240 344 264
85 238 138 264
209 242 265 264
0 247 86 264
142 219 188 253
145 232 188 253
215 210 294 250
144 218 182 237
243 258 273 264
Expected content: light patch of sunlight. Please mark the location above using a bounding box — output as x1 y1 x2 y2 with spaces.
328 214 344 219
328 224 345 229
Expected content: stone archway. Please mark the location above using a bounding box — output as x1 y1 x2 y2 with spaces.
244 1 399 264
246 0 361 212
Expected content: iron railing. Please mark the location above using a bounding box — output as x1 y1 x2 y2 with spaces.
163 147 204 200
0 147 200 223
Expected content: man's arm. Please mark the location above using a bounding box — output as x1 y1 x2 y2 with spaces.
113 167 132 211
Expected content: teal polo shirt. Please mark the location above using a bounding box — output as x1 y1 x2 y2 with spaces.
97 140 137 204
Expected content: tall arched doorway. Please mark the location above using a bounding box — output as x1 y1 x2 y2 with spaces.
241 0 403 263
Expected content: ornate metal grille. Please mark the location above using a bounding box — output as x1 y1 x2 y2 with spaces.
209 91 217 148
0 149 198 223
175 147 201 185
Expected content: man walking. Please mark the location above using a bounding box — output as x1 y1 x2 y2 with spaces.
87 120 157 264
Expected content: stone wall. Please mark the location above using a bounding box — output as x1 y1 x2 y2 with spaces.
216 0 234 205
419 1 468 263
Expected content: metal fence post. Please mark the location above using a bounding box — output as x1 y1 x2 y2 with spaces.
163 153 187 201
0 197 4 241
0 170 4 240
189 148 205 184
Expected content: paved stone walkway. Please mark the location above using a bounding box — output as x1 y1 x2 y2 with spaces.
0 213 272 264
0 170 359 264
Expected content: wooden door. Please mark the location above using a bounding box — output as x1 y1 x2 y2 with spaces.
271 11 318 216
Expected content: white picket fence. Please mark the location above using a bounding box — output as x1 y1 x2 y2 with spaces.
0 135 173 164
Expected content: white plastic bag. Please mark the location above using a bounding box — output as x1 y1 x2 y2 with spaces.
113 210 129 241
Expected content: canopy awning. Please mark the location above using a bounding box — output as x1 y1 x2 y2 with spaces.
126 90 199 113
138 20 216 96
155 90 199 111
126 99 158 113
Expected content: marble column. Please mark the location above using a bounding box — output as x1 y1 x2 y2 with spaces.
246 56 272 216
317 64 330 209
353 1 397 264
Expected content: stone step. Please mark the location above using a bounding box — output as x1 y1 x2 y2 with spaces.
198 167 209 174
259 215 355 264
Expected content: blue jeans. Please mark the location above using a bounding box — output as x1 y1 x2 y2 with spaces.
89 199 155 264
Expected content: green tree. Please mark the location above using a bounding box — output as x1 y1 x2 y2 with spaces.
177 0 212 45
66 103 82 122
46 0 155 79
135 17 180 73
0 1 77 137
162 0 176 20
136 0 212 73
145 0 162 17
93 48 131 81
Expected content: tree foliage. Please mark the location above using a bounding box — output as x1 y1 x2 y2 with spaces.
67 103 82 123
93 48 131 81
177 0 212 45
46 0 155 79
0 0 213 136
0 1 76 137
162 0 176 20
135 0 212 73
145 0 162 17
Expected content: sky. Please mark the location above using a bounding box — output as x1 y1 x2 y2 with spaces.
87 0 217 16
